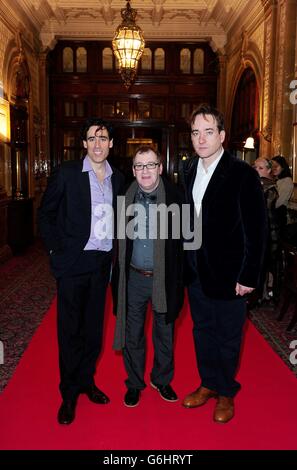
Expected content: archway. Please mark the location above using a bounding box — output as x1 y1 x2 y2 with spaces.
229 67 260 163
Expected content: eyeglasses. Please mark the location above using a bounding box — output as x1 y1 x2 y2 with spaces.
133 162 160 171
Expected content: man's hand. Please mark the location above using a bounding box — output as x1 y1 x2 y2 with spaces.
235 283 255 296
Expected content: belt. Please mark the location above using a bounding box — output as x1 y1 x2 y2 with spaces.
130 265 153 277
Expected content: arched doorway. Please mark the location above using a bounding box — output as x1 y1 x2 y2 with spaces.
229 67 259 164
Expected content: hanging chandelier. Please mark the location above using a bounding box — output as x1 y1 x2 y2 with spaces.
112 0 145 89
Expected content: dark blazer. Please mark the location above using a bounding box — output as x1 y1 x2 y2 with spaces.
112 176 184 323
183 151 267 300
38 159 124 278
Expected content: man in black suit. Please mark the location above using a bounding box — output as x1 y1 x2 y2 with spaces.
182 104 267 423
38 118 124 425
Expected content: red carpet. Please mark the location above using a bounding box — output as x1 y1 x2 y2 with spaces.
0 288 296 450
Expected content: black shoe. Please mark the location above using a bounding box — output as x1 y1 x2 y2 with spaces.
57 399 77 425
151 382 178 402
124 388 140 407
84 384 110 404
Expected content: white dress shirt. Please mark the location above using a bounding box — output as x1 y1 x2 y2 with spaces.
192 149 224 217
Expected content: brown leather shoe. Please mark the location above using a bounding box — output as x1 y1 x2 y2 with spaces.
182 386 217 408
213 396 234 423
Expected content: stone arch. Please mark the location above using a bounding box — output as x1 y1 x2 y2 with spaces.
226 40 263 133
2 38 18 100
3 38 31 102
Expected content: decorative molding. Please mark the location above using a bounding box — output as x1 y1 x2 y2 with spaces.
151 0 165 27
261 0 278 11
250 20 264 57
4 1 256 45
101 0 115 26
272 0 286 151
209 35 227 53
39 31 57 51
0 21 13 88
240 29 249 66
262 10 273 137
261 125 272 142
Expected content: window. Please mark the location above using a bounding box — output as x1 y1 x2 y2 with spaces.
63 131 76 147
76 102 86 117
141 48 152 71
115 101 129 118
63 48 74 72
181 102 201 119
181 103 191 119
63 149 76 161
137 101 150 119
76 47 87 72
102 47 113 71
64 101 86 117
154 48 165 71
152 103 165 120
180 48 191 74
193 49 204 74
102 102 114 118
64 102 75 117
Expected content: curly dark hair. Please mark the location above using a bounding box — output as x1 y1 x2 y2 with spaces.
80 118 113 142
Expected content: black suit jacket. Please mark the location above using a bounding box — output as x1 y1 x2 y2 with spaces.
38 159 124 278
183 151 267 299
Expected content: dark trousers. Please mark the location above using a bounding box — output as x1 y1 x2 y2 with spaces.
188 277 246 397
123 269 174 390
57 250 112 400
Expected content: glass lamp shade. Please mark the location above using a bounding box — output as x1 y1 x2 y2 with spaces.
244 136 255 149
112 1 145 89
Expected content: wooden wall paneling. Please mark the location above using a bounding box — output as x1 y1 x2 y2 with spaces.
48 40 219 178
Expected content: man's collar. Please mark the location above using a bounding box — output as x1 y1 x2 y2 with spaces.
198 148 224 173
82 156 113 178
136 187 157 202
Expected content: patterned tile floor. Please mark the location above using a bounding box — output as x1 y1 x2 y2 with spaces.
0 239 296 394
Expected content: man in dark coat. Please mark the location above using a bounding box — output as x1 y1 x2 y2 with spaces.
182 104 267 423
38 118 124 425
112 145 184 407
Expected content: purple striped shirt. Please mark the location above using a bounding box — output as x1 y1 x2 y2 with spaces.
83 156 113 251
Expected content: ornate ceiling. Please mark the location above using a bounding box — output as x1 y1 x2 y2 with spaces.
5 0 262 52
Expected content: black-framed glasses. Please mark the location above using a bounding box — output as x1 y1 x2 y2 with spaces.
133 162 160 171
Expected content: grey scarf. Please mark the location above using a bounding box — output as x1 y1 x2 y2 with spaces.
113 179 167 350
